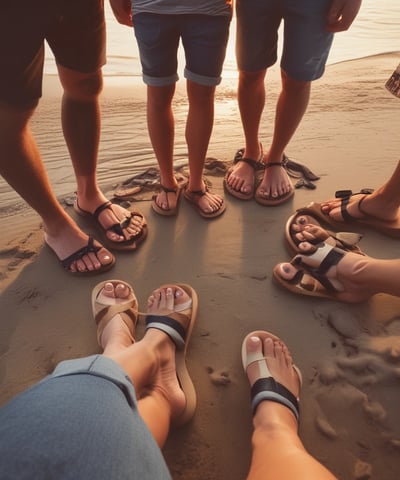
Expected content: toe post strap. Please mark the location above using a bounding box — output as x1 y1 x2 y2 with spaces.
61 235 100 270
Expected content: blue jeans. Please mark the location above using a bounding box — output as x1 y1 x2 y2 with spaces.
0 355 171 480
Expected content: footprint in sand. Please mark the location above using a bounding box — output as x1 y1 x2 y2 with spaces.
206 366 231 386
309 307 400 479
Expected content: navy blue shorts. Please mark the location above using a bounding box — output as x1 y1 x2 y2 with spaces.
133 13 231 87
236 0 334 81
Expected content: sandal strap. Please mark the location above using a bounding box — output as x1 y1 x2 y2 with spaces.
292 243 345 292
265 162 284 168
186 187 208 197
93 201 113 220
145 312 189 350
93 201 138 237
251 377 300 420
152 184 179 210
334 189 374 222
234 156 265 170
95 300 138 327
160 184 179 194
61 235 100 270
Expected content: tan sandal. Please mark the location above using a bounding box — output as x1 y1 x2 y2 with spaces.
91 279 138 347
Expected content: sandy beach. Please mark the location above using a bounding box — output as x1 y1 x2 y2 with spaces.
1 52 400 479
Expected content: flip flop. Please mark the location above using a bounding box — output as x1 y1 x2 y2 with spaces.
47 235 116 276
241 330 302 420
273 243 348 301
145 283 198 426
301 190 400 239
255 162 294 206
74 199 148 251
183 186 226 219
151 184 182 216
224 147 265 201
285 211 364 256
91 279 138 347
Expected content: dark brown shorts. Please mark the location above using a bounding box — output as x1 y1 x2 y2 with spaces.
0 0 106 109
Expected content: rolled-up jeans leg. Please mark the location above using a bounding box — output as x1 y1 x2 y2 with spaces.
0 355 171 480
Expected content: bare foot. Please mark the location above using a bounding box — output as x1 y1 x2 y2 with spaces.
144 286 190 419
320 190 400 224
244 331 300 427
256 162 293 200
275 242 375 302
185 181 225 216
289 213 364 254
154 188 179 213
44 219 114 273
77 190 145 243
196 190 224 215
226 146 263 196
96 281 136 353
255 150 293 202
291 214 336 245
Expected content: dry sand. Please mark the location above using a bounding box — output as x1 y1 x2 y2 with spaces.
1 53 400 479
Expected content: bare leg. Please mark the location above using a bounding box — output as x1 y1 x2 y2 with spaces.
225 70 265 195
99 283 189 447
275 241 400 302
321 160 400 222
256 70 310 200
58 65 144 243
244 332 337 480
147 84 180 211
0 104 113 273
185 80 223 214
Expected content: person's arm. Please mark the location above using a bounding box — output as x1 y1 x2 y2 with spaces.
109 0 133 27
327 0 362 32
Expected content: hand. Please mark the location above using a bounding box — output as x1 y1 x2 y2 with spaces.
327 0 362 32
109 0 133 27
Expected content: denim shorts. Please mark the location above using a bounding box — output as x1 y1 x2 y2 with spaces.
0 355 171 480
133 13 231 87
0 0 106 108
236 0 334 81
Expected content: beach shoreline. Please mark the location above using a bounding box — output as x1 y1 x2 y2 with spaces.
1 52 400 479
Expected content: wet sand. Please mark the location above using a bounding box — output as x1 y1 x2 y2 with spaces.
1 53 400 479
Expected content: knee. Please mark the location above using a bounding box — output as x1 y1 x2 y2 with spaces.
62 70 103 101
187 82 215 105
239 70 265 91
0 105 33 138
147 85 175 110
281 70 310 94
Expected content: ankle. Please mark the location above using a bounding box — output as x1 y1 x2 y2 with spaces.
253 402 298 434
75 178 103 201
43 216 79 239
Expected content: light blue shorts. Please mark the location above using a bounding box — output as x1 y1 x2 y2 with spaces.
0 355 171 480
133 13 231 87
236 0 334 81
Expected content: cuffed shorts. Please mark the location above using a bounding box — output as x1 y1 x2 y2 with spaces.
133 13 231 87
0 0 106 109
236 0 334 81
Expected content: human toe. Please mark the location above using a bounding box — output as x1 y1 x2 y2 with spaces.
275 262 299 281
115 282 131 299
